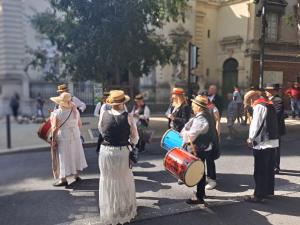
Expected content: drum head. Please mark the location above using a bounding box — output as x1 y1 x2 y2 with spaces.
184 160 204 187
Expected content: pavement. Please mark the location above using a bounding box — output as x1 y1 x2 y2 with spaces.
0 120 300 225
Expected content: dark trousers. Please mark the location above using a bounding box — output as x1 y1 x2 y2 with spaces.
196 155 206 200
205 150 216 180
253 148 275 198
274 138 281 170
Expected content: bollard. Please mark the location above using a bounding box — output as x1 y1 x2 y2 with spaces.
6 114 11 149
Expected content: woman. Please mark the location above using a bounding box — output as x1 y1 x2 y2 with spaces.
166 88 191 132
131 94 151 152
98 90 139 225
50 92 88 186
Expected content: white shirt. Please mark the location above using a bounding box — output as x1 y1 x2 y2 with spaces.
181 112 212 151
94 102 102 117
131 105 151 124
249 104 279 150
98 108 139 145
72 96 86 112
208 95 215 102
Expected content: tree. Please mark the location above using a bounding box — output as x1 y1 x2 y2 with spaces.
31 0 188 85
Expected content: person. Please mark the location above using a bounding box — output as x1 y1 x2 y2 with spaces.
181 95 219 204
10 93 20 121
265 84 286 174
226 93 238 140
285 81 300 119
166 88 191 132
233 86 244 123
245 90 279 203
95 92 110 154
131 94 151 152
201 91 221 137
98 90 139 225
50 92 88 187
199 93 220 190
36 93 45 118
57 84 86 112
208 85 223 117
243 86 259 124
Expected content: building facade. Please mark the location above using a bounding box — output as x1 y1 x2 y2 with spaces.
141 0 300 102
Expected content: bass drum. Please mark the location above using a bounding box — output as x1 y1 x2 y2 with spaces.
164 148 204 187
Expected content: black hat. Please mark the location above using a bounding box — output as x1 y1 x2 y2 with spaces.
265 83 281 90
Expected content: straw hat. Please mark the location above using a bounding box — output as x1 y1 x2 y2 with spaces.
135 94 144 101
243 90 262 106
172 87 185 95
57 84 69 93
50 92 73 109
107 90 130 105
191 95 208 109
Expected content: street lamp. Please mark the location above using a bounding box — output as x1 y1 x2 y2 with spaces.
254 0 268 89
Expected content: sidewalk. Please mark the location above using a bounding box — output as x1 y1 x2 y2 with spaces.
1 115 299 154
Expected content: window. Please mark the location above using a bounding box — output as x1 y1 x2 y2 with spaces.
266 13 279 41
206 68 210 76
207 29 210 38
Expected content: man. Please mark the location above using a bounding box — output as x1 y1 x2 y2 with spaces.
265 84 286 174
131 94 151 152
285 82 300 119
57 84 86 112
181 95 219 205
208 85 223 117
245 90 279 203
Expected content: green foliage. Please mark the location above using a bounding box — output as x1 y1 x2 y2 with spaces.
31 0 189 83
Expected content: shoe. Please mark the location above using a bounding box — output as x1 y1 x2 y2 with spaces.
205 179 216 190
53 181 68 187
244 195 265 203
178 180 184 185
186 197 205 205
75 177 82 182
274 168 280 174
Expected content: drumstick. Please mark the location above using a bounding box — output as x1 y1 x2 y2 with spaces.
188 135 197 156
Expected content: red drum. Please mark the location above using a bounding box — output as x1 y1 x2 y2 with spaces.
37 119 52 143
164 148 204 187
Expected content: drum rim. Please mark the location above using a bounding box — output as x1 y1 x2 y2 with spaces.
183 159 204 187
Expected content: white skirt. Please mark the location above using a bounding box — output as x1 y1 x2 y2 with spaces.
57 133 88 178
98 145 137 225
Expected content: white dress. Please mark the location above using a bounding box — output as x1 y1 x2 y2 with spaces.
53 108 88 178
98 109 139 225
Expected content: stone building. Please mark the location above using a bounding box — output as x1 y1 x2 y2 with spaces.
141 0 300 102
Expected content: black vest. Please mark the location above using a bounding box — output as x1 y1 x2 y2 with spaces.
101 111 130 146
133 104 149 127
193 110 220 159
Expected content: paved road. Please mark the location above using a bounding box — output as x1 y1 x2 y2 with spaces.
0 124 300 225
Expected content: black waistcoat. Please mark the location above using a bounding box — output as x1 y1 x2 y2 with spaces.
101 111 130 146
193 110 218 153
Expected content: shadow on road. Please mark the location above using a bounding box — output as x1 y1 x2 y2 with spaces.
0 190 98 225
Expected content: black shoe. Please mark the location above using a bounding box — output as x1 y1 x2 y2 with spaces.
244 195 265 203
274 168 280 174
75 177 82 182
186 198 205 205
178 180 184 185
53 181 68 187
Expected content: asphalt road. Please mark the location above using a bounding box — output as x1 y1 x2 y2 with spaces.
0 124 300 225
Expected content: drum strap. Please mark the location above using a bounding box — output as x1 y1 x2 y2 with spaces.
59 108 73 129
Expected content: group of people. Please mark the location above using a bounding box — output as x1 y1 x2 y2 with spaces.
46 81 292 225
